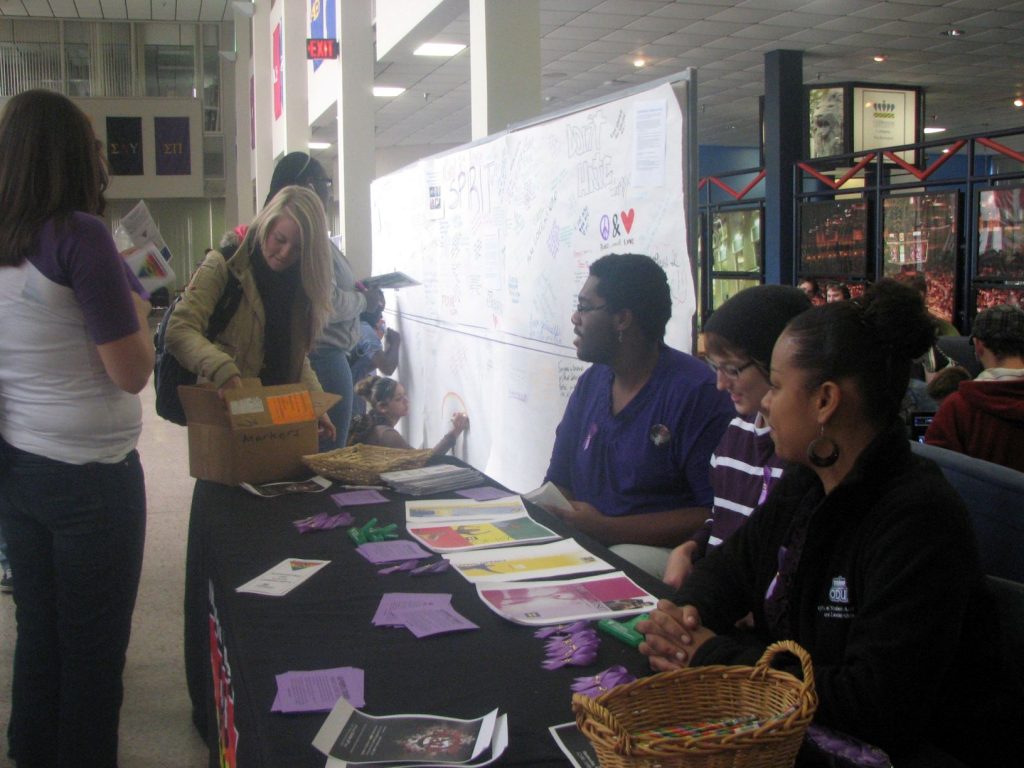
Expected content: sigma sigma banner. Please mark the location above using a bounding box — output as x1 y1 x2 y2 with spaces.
371 78 694 492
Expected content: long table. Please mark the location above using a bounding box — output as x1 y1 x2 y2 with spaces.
184 466 673 767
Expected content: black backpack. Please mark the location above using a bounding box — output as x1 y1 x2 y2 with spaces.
153 274 243 425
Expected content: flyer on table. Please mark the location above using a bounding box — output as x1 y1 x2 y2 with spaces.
444 539 613 584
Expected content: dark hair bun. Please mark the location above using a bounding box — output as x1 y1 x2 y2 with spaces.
860 279 936 362
354 375 380 399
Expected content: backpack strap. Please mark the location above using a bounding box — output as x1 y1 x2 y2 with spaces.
205 272 243 341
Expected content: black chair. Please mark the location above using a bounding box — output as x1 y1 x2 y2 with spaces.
910 441 1024 583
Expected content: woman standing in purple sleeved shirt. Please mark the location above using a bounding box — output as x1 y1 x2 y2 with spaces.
663 285 811 590
0 90 155 768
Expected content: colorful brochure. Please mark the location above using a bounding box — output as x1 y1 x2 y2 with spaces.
405 497 527 523
406 516 560 553
235 558 330 597
444 539 613 584
313 696 508 767
476 572 659 626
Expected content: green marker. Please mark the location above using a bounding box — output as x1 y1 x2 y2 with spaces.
596 618 643 648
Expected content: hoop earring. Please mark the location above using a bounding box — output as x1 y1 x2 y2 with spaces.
806 425 839 468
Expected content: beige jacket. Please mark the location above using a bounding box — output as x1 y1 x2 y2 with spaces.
165 245 321 390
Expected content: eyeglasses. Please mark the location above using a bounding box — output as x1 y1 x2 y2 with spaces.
705 358 758 380
574 302 607 315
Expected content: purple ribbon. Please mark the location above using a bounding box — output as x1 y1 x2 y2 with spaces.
377 560 422 575
570 665 636 697
537 622 601 669
293 511 355 533
410 560 450 576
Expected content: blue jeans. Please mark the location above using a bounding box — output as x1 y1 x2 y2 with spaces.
309 345 354 450
0 438 146 768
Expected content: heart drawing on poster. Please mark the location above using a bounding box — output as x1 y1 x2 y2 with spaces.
621 208 635 234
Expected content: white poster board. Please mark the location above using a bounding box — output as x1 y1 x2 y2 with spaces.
370 78 694 492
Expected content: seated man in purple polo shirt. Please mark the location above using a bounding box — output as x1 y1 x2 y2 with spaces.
544 253 734 578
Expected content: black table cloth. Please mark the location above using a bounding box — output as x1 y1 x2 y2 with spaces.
183 467 673 767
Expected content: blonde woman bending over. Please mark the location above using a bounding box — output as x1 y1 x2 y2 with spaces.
166 185 337 439
349 375 468 457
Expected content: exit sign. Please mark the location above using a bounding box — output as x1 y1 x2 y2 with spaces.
306 38 338 60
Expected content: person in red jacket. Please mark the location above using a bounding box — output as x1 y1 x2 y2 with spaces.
924 304 1024 472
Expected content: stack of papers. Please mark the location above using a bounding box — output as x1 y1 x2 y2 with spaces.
314 698 508 768
406 517 560 553
475 572 659 625
372 592 478 638
380 464 485 495
444 539 613 584
272 667 365 713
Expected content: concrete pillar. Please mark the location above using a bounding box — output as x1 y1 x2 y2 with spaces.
230 18 253 225
762 49 803 287
335 0 375 276
469 0 541 141
279 0 310 157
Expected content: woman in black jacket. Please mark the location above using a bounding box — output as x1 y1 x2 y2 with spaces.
638 279 1022 766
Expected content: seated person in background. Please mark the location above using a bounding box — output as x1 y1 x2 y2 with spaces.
349 375 468 457
925 364 970 409
663 285 811 590
544 253 733 578
166 186 337 440
638 279 1022 766
797 277 825 307
824 281 850 303
924 304 1024 472
349 294 401 415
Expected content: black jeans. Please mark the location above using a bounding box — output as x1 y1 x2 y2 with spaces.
0 438 146 768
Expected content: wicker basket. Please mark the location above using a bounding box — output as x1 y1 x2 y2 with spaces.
302 444 434 485
573 640 817 768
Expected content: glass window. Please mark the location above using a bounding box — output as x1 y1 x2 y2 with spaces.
145 44 195 97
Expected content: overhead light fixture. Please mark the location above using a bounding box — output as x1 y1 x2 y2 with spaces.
414 42 466 57
373 86 406 98
308 141 331 150
923 126 947 134
633 57 646 68
873 54 886 63
1014 98 1024 108
942 27 965 37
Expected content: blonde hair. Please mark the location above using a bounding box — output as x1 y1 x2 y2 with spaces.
243 185 334 340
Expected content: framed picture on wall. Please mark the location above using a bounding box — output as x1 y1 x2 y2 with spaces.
798 198 869 278
710 207 762 273
977 187 1024 281
852 86 921 164
807 86 847 159
882 191 959 322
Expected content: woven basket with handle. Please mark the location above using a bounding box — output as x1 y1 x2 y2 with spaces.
302 444 433 485
572 640 817 768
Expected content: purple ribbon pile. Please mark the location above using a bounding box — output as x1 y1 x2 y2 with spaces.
535 621 600 670
292 511 355 533
570 665 636 698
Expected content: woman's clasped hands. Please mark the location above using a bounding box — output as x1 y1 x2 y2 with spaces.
636 599 716 671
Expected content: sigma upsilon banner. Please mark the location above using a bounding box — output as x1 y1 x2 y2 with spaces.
154 116 191 175
106 116 143 175
309 0 336 72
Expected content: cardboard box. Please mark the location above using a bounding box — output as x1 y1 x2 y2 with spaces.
178 381 340 486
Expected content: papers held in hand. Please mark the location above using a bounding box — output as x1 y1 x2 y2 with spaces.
362 271 420 291
313 696 509 767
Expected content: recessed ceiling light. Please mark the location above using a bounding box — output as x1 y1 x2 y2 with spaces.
308 141 331 150
414 42 466 57
373 86 406 98
942 28 965 37
873 54 886 63
633 57 646 68
923 126 947 134
1014 98 1024 108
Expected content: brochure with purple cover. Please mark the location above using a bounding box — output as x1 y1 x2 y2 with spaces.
476 572 658 626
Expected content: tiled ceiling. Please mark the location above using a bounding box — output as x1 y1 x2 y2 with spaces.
3 0 1024 150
